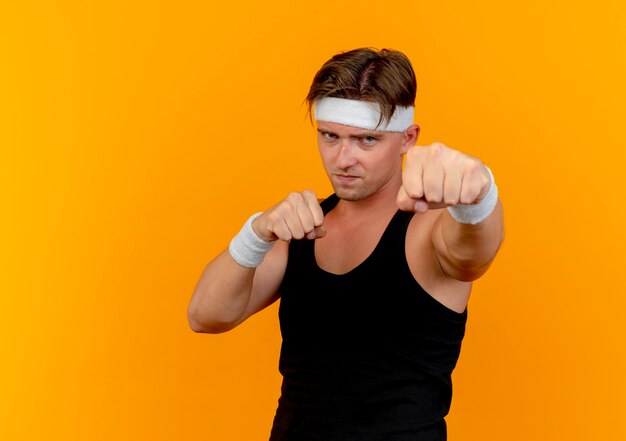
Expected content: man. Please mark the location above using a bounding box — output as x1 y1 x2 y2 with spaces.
188 48 504 440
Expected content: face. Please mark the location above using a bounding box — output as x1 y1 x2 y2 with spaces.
316 121 417 202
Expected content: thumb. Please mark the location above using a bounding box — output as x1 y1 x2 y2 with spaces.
305 225 327 240
397 186 429 213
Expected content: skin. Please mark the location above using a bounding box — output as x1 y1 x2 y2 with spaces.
187 121 504 333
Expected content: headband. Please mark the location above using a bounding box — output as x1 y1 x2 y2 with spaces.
313 97 414 132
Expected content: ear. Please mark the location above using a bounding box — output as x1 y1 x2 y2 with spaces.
400 124 420 153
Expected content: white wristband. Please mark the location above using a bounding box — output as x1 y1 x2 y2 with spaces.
228 213 275 268
447 167 498 225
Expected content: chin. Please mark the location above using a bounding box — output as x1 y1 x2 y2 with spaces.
336 193 360 201
332 186 369 201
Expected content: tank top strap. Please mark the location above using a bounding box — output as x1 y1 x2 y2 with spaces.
320 193 339 214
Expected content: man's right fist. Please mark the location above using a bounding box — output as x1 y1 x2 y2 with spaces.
252 190 326 242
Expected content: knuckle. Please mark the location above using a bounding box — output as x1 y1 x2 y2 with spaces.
429 142 448 157
287 192 303 203
424 192 442 203
465 159 482 174
301 216 314 232
426 184 443 201
405 187 422 199
401 178 420 197
274 201 293 218
268 210 281 222
463 186 480 203
313 211 324 226
279 200 292 212
302 189 316 199
271 224 286 239
459 189 473 204
448 150 462 165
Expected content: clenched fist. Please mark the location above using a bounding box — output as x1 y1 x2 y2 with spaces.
252 190 326 242
397 142 492 213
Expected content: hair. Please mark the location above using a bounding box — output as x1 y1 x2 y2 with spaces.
306 48 417 127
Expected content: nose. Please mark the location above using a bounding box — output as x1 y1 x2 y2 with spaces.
336 139 358 170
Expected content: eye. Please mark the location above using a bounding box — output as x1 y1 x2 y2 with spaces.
360 135 377 145
321 132 338 141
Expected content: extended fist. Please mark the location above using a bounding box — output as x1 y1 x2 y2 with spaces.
397 142 491 213
252 190 326 242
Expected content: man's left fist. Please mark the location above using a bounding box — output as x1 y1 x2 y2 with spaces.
397 142 491 213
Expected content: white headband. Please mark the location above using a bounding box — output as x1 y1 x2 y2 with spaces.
313 97 414 132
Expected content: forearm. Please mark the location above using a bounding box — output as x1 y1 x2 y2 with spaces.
187 249 256 333
436 199 504 281
187 192 323 333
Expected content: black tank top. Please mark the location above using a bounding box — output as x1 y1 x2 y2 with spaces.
270 195 467 441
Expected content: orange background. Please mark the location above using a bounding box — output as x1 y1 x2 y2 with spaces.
1 1 625 440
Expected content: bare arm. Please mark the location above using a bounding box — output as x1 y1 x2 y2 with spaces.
187 240 288 334
187 190 325 334
432 199 504 282
398 142 504 283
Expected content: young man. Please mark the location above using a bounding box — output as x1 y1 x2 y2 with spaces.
188 48 504 440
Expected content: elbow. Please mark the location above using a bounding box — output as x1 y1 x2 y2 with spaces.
187 307 209 333
443 236 504 283
450 263 491 282
188 316 213 334
187 306 237 334
441 255 494 282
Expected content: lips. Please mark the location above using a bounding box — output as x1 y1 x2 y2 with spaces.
335 174 360 184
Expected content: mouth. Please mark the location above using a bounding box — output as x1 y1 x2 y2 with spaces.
334 174 360 184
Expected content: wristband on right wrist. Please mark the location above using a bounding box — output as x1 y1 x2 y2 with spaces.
228 213 275 268
447 167 498 225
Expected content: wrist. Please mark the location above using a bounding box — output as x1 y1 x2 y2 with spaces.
447 167 498 225
229 213 275 268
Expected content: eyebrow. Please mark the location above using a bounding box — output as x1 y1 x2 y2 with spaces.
316 128 381 138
